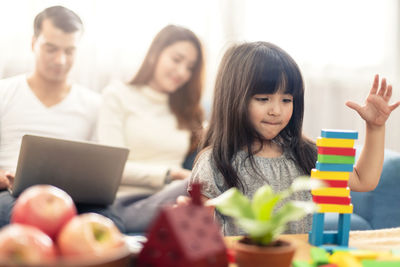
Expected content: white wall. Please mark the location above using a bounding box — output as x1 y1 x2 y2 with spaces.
1 0 399 150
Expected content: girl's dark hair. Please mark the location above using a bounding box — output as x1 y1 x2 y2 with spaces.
201 41 316 191
34 6 83 36
130 25 204 154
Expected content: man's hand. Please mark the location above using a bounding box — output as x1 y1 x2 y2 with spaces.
0 169 15 190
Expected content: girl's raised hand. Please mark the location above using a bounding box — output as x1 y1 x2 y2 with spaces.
346 74 400 127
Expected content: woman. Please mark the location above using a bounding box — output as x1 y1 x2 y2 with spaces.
98 25 204 196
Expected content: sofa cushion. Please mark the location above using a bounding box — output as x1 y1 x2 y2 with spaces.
351 149 400 229
323 213 372 231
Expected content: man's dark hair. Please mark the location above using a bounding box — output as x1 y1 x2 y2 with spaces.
33 6 83 37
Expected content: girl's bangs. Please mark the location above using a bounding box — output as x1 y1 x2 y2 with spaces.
250 52 300 96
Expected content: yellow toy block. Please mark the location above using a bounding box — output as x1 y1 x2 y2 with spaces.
316 137 355 148
311 187 350 197
330 251 362 267
317 203 353 213
311 169 350 181
348 250 380 260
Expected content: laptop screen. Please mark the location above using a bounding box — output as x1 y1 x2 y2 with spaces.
11 135 129 205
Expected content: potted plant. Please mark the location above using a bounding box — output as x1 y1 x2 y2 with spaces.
207 176 322 267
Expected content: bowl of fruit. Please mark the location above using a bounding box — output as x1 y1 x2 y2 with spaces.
0 185 132 267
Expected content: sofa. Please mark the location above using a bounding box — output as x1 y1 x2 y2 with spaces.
324 148 400 231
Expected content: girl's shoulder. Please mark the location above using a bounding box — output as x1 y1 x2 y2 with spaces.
194 147 213 165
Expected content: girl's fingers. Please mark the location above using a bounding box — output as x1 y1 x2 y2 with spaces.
176 195 191 206
370 74 379 95
384 85 392 102
377 78 387 97
345 101 362 113
389 101 400 112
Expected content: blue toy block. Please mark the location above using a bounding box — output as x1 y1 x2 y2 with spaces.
309 213 325 246
316 162 354 172
321 245 356 254
322 230 338 244
337 213 351 246
321 129 358 140
309 213 351 248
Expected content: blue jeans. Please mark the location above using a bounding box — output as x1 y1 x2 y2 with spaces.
0 190 125 233
112 179 189 234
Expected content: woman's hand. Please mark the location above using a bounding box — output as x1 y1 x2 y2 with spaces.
169 168 191 181
346 74 400 128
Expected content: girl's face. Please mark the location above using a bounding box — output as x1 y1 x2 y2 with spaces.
149 41 198 94
248 92 293 140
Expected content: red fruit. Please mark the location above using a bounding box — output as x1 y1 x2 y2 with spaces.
0 223 56 265
11 185 77 240
58 213 127 258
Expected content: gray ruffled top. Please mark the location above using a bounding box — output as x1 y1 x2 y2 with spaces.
188 148 312 236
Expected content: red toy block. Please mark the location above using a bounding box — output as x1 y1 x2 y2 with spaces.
313 195 351 205
320 179 349 188
318 147 356 156
226 248 235 263
136 183 228 267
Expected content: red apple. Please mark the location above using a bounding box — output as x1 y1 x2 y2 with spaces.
57 213 127 258
11 184 77 240
0 223 56 265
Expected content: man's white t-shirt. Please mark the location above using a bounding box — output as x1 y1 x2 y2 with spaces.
0 74 100 171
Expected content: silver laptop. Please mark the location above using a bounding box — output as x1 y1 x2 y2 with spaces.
11 135 129 205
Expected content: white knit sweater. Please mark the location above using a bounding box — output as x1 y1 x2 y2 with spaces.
97 81 190 195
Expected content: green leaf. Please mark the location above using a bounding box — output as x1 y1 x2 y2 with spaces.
255 196 281 221
206 176 319 246
290 176 325 192
236 217 285 245
236 217 273 238
251 185 281 221
291 201 319 214
207 188 254 219
272 201 315 229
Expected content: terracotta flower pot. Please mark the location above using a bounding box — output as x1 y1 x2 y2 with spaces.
234 237 296 267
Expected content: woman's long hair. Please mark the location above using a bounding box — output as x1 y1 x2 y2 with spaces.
201 42 316 192
130 25 204 154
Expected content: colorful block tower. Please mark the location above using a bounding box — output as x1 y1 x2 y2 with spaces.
309 129 358 248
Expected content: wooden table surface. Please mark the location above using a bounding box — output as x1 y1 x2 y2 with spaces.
225 228 400 266
127 228 400 266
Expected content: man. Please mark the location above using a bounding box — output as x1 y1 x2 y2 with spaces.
0 6 123 231
0 6 99 184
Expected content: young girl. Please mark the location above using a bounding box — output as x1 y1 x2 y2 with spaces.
188 41 400 236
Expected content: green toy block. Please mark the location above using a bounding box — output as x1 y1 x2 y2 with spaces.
362 260 400 267
311 247 329 265
292 260 314 267
317 154 355 164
